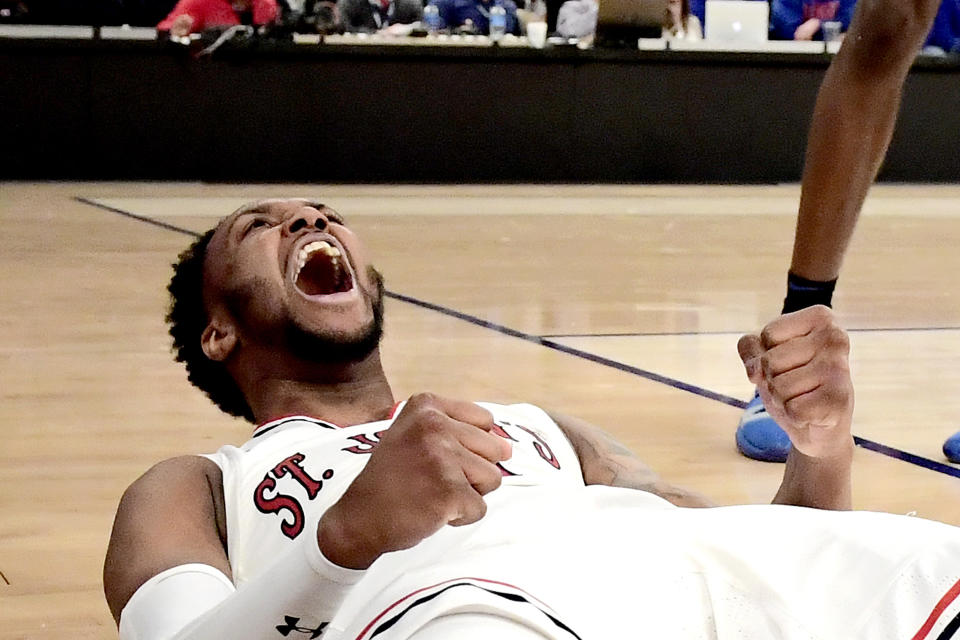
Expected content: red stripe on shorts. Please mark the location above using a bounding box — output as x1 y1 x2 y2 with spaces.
912 578 960 640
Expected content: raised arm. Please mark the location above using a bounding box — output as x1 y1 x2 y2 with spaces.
550 411 716 508
789 0 940 282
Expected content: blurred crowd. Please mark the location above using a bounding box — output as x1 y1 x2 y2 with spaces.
1 0 958 53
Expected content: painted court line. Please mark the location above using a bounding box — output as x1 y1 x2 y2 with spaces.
76 197 960 480
384 291 745 409
542 326 960 339
75 197 204 236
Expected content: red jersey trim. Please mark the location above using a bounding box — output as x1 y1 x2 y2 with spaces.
388 401 404 420
912 577 960 640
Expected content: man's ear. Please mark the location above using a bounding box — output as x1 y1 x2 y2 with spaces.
201 314 238 362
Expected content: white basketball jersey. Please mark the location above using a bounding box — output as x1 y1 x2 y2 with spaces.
204 402 583 581
204 401 960 640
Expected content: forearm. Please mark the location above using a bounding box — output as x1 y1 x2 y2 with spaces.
790 0 940 280
772 439 854 510
119 533 363 640
790 59 896 279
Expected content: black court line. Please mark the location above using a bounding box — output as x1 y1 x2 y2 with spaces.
385 291 745 409
74 197 204 236
0 570 9 586
542 331 762 339
76 197 960 480
543 326 960 339
854 437 960 478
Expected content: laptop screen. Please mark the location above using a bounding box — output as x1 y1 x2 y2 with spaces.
705 0 769 43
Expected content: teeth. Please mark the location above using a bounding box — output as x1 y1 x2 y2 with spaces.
295 240 343 277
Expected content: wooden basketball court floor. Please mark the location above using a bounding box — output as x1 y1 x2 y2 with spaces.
3 180 960 638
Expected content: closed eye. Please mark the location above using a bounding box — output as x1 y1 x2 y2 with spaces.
241 217 273 238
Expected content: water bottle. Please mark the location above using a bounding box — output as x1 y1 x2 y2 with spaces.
423 4 442 33
489 4 506 42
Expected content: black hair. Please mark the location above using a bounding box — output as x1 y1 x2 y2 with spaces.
166 229 256 423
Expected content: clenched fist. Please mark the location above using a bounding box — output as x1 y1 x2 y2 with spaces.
317 393 513 569
738 306 854 459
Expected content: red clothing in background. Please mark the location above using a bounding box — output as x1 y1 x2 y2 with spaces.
157 0 279 31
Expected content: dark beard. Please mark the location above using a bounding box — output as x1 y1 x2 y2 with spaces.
285 265 385 364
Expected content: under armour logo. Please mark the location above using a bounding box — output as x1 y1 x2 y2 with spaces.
276 615 328 638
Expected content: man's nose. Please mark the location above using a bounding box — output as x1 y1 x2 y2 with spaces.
284 208 329 235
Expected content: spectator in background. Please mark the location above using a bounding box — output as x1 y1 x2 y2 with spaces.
337 0 421 32
924 0 960 53
664 0 702 39
157 0 278 35
427 0 520 34
771 0 856 40
555 0 596 38
690 0 705 27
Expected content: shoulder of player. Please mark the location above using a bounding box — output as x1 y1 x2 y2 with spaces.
123 456 227 546
122 454 223 500
104 455 229 622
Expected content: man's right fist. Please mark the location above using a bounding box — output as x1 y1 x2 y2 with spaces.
317 394 513 569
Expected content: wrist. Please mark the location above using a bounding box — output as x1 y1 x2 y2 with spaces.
790 437 854 474
809 430 854 461
777 437 853 510
317 504 382 570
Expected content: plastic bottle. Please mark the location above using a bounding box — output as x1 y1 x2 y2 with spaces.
423 4 442 33
489 4 507 42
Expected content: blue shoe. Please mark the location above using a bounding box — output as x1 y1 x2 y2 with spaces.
943 432 960 463
736 392 791 462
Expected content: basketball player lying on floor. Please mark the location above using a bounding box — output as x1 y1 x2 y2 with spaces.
104 197 960 640
104 1 956 636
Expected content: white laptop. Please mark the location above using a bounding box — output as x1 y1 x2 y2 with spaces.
705 0 769 43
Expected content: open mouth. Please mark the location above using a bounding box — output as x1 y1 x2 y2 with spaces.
293 240 355 296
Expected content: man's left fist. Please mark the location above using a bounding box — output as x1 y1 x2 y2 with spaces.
738 305 855 458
